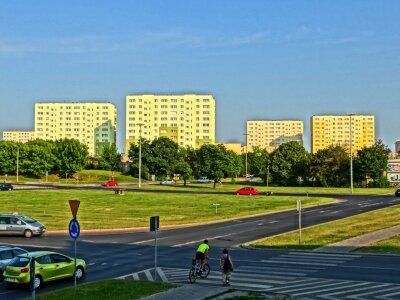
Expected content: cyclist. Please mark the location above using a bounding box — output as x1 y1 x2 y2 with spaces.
195 239 209 271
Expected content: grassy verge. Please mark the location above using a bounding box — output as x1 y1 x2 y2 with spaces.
358 235 400 254
33 279 175 300
251 205 400 250
0 190 332 230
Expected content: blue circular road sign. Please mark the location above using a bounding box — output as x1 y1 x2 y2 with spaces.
69 218 80 240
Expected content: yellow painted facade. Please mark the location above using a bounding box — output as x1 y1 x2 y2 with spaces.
125 94 215 152
246 120 304 153
311 115 375 154
34 102 117 156
2 131 35 143
221 143 242 154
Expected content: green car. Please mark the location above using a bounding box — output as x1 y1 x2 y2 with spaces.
3 251 86 289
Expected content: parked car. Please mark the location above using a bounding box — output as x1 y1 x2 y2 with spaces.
3 251 86 289
0 183 13 191
160 180 174 185
235 187 259 196
0 214 46 237
0 246 28 281
101 181 118 187
197 177 211 183
395 189 400 197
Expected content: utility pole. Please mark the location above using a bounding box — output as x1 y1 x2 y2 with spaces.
349 114 354 194
243 133 249 179
137 123 144 188
16 148 19 183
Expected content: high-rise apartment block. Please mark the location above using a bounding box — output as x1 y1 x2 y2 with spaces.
395 141 400 153
311 114 375 154
125 94 215 151
246 120 304 152
34 102 117 156
2 131 35 143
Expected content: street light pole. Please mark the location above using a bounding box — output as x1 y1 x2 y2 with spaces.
243 133 248 179
349 114 354 194
137 123 144 188
266 163 269 188
16 148 19 183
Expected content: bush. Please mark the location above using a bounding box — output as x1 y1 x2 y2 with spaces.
368 176 390 188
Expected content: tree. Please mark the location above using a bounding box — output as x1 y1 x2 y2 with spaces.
128 139 151 179
20 139 56 178
354 140 390 186
247 146 270 183
53 139 89 177
270 142 310 186
147 137 180 177
0 141 19 174
174 148 193 186
198 144 239 188
310 145 350 187
97 143 121 171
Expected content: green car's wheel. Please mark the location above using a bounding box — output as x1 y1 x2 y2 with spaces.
34 275 42 289
75 267 84 280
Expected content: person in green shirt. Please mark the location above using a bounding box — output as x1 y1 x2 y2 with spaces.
195 240 209 270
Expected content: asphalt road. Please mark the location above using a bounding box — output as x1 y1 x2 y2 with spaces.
1 192 400 299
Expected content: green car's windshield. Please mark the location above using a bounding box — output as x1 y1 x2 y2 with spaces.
19 215 37 224
8 256 30 267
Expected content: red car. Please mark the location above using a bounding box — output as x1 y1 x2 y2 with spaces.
101 181 118 187
235 187 259 196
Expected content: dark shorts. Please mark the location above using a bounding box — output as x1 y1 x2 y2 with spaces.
195 251 205 260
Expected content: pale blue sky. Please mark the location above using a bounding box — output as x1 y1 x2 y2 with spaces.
1 1 399 152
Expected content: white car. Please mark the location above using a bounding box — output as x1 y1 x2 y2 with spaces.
197 177 211 183
0 246 28 280
160 180 174 185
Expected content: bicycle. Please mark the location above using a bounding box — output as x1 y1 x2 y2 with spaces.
189 258 210 283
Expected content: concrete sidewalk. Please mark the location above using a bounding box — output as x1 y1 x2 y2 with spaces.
315 224 400 253
139 284 226 300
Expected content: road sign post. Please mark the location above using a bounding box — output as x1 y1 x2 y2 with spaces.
150 216 159 281
213 203 220 214
68 200 80 289
297 199 302 245
30 257 36 300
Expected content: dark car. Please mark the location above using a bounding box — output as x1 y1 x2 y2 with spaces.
0 183 13 191
395 189 400 197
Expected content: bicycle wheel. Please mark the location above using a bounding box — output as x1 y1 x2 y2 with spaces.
189 267 197 283
199 263 210 278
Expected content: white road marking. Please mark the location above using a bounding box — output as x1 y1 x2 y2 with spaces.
87 263 96 266
289 252 360 258
294 282 373 296
268 221 279 223
144 269 153 281
129 237 168 245
347 284 398 299
261 259 337 266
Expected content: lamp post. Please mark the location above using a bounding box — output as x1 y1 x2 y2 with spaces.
266 163 269 188
349 114 354 194
16 147 19 183
137 123 144 188
243 133 248 179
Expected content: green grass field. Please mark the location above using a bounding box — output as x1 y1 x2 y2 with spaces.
33 279 175 300
0 189 332 231
251 205 400 250
358 235 400 255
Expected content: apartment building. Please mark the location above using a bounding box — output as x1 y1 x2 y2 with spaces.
246 120 304 153
2 131 35 143
34 102 117 156
311 114 375 154
125 94 215 152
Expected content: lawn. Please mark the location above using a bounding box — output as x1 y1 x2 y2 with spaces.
33 279 175 300
251 205 400 250
0 190 332 231
358 235 400 255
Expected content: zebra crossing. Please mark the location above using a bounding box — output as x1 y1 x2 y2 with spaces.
117 252 400 299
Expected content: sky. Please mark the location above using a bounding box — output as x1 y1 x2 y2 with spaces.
0 0 399 152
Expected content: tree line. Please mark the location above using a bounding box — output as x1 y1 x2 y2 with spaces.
128 137 391 188
0 137 390 188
